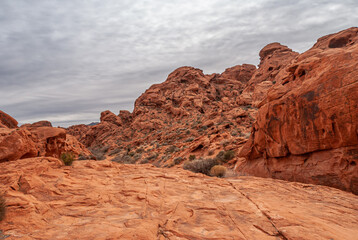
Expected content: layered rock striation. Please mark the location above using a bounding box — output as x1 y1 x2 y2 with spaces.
0 157 357 239
238 27 358 194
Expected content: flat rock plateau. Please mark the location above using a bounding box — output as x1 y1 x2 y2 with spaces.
0 157 357 240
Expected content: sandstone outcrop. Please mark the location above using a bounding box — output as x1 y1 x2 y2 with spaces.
239 43 299 107
238 27 358 194
0 111 92 162
0 128 37 162
21 120 52 128
0 111 18 129
0 157 357 240
68 65 258 166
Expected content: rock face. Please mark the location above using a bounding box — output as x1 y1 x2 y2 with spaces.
239 43 298 107
21 120 53 128
68 65 258 167
0 128 37 161
238 27 358 194
0 111 92 162
0 111 18 129
0 157 357 240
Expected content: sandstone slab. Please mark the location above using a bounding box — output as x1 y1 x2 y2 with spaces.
0 158 357 240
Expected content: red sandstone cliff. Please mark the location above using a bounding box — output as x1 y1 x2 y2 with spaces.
237 27 358 194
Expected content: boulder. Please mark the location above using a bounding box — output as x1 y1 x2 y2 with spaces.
238 27 358 194
0 110 18 128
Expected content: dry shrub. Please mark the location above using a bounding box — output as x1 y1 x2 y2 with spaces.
88 146 108 160
60 152 75 166
188 155 196 161
78 153 95 160
0 194 6 222
112 154 136 164
183 158 218 175
210 165 227 178
215 150 235 163
174 157 184 165
224 168 240 178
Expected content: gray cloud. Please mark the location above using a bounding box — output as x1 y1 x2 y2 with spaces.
0 0 357 126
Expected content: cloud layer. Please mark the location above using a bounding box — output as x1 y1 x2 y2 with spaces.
1 0 357 126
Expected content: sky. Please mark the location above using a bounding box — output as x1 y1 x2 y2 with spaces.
0 0 357 127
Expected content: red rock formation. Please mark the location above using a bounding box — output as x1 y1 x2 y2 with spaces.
0 111 92 162
0 111 18 128
238 27 358 194
21 120 52 128
0 128 37 161
66 27 358 194
68 64 258 166
0 157 357 239
100 110 122 126
239 43 299 107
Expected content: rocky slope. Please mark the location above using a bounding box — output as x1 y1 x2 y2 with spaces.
68 28 357 195
237 27 358 194
68 52 296 168
0 157 357 240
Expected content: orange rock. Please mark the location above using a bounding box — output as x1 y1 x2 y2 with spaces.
238 27 358 194
22 120 52 128
100 110 123 126
0 110 18 129
0 113 92 162
239 43 299 107
67 65 257 166
0 157 357 239
0 128 37 162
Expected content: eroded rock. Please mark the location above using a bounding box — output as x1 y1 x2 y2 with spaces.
238 27 358 194
0 157 357 239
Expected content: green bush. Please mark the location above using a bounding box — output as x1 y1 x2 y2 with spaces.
215 150 235 163
165 145 178 153
223 150 235 161
210 165 227 178
183 158 218 176
189 155 196 161
0 194 5 222
174 157 184 165
60 152 75 166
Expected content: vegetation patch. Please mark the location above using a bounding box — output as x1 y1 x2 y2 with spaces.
112 154 136 164
215 150 235 163
183 158 218 176
173 157 184 165
60 152 75 166
89 146 108 160
78 153 94 160
185 137 194 143
165 145 179 153
189 155 196 161
210 165 227 178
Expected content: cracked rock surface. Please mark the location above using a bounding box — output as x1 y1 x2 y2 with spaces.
0 157 357 240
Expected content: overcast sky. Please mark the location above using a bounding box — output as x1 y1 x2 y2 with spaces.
1 0 357 127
